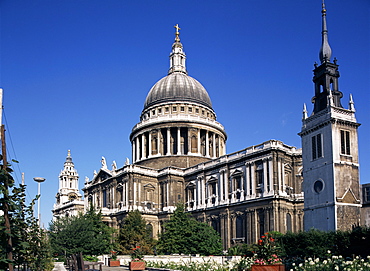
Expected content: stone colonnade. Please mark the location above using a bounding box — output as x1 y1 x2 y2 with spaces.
205 206 303 249
132 127 225 163
186 157 292 210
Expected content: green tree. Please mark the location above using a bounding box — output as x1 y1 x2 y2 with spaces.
0 161 53 270
157 204 222 255
117 210 156 255
49 205 113 256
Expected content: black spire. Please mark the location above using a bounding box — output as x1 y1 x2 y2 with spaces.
312 1 343 114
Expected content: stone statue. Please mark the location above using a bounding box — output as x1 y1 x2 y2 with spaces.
112 160 117 171
125 157 130 166
101 156 107 169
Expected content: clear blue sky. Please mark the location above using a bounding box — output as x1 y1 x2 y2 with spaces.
1 0 369 226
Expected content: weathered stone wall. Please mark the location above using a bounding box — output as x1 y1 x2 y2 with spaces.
136 155 211 169
337 205 361 231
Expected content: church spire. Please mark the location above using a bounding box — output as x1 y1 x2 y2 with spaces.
168 24 187 75
319 0 332 63
312 1 343 114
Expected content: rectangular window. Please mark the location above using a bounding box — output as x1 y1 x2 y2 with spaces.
173 106 177 112
103 190 107 208
180 106 185 112
340 130 351 155
312 134 323 160
365 187 370 203
189 107 193 113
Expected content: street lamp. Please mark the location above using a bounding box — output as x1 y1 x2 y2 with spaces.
33 177 45 227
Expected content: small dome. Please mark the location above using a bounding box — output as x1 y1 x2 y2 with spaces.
144 72 212 110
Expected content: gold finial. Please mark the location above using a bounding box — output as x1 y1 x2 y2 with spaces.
68 150 71 157
322 0 326 14
174 24 180 42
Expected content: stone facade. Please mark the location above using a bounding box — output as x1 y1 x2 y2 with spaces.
82 140 303 249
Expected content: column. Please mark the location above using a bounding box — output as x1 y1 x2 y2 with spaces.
187 128 191 155
166 181 169 207
123 182 126 207
277 158 282 194
215 178 219 205
263 159 268 194
197 129 201 155
240 173 245 201
226 210 231 249
166 128 171 155
157 130 161 155
148 132 152 158
268 158 273 193
281 159 285 192
206 131 210 157
196 177 200 208
201 178 205 207
224 171 229 203
132 141 135 163
177 127 181 155
212 133 216 158
246 163 250 196
133 180 137 209
136 137 140 161
219 171 223 203
111 186 115 208
141 134 145 159
251 162 256 196
138 180 142 207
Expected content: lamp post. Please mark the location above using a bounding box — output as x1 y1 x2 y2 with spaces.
33 177 45 227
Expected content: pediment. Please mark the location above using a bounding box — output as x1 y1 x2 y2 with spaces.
144 183 155 190
186 181 196 189
337 188 360 204
230 169 243 176
91 169 112 184
207 176 217 183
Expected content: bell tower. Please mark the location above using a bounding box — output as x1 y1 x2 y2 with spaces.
299 1 361 231
53 150 84 219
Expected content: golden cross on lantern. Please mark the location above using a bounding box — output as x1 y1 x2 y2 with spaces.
174 24 180 41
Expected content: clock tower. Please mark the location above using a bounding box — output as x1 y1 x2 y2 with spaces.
299 1 361 231
53 150 84 219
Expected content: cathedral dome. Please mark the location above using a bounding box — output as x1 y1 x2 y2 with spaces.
144 72 213 110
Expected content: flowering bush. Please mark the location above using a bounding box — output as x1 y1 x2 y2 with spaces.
110 250 118 260
131 246 144 261
147 257 255 271
253 232 282 265
291 253 370 271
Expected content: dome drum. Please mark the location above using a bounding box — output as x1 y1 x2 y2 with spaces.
141 101 216 122
131 126 226 168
